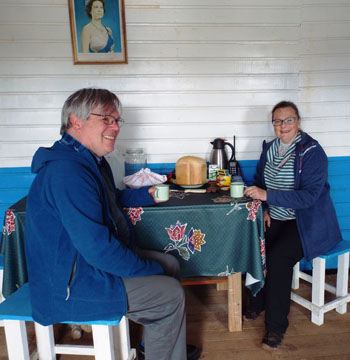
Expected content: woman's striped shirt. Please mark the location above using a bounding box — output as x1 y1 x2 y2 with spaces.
264 132 302 220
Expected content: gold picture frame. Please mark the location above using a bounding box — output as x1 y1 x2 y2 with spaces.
68 0 128 64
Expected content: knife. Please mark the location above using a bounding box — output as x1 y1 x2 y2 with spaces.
170 189 206 193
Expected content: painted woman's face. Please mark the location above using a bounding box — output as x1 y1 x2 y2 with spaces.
91 1 104 20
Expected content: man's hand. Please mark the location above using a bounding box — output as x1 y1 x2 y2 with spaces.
148 186 169 203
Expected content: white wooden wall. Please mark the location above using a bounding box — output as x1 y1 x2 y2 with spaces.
0 0 349 168
299 0 350 158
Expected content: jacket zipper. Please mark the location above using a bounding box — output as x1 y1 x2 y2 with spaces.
65 256 77 301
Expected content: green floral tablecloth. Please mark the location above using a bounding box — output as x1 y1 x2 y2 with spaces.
126 191 266 295
1 192 266 298
1 196 27 298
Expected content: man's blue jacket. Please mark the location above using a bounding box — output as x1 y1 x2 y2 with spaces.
254 131 342 261
24 135 163 326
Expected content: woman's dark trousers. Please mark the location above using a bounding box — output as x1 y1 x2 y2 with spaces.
247 218 304 334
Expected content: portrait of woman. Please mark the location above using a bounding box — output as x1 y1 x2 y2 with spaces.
81 0 114 53
69 0 127 63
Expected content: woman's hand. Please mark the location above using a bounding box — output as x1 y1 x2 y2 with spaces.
244 186 267 201
263 211 271 232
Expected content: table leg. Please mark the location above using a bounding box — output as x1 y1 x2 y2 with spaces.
228 273 242 332
216 282 228 291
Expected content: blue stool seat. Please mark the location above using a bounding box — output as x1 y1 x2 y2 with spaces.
0 283 120 325
319 240 350 259
0 282 135 360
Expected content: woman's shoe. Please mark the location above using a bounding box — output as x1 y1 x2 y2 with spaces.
243 309 261 321
262 331 284 351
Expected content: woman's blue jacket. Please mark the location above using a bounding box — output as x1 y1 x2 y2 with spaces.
254 131 342 261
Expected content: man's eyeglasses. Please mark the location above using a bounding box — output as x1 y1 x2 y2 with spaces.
90 113 124 127
272 117 297 126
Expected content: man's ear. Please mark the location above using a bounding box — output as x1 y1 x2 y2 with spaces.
69 114 82 130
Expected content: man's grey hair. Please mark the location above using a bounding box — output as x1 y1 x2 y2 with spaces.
60 88 121 135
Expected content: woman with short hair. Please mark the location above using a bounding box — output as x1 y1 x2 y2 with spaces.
244 101 342 351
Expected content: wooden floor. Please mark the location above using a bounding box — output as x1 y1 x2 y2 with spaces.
1 274 350 359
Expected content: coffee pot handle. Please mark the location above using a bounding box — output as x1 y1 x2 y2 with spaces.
224 142 235 161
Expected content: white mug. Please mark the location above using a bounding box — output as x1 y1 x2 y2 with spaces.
230 182 244 198
154 184 170 201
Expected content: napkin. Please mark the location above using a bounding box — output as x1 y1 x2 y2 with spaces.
122 168 167 189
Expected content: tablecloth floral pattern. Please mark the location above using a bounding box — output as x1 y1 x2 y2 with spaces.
164 221 206 261
127 194 266 295
4 209 16 236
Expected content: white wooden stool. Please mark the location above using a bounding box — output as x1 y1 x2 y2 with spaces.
0 283 136 360
291 240 350 325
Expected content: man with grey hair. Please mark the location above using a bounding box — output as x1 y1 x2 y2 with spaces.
24 88 199 360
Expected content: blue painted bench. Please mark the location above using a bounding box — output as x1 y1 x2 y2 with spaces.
0 282 135 359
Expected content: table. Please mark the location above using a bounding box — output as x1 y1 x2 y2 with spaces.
125 188 266 331
1 190 266 332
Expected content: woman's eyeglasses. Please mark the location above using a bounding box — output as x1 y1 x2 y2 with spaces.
91 113 124 127
272 117 297 126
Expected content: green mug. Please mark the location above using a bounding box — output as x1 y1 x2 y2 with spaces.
230 182 244 198
154 184 170 201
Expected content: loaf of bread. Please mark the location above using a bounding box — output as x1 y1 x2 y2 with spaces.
175 156 207 185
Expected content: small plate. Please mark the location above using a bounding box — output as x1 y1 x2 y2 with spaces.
174 180 207 189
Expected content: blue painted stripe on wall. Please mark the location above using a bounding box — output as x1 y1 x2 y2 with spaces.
1 156 350 270
1 156 349 207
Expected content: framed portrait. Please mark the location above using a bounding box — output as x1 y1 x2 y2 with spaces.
68 0 128 64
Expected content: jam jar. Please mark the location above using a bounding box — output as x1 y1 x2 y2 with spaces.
124 148 147 176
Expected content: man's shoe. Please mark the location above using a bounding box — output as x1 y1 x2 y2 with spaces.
187 344 200 360
262 331 284 351
137 343 200 360
137 343 145 360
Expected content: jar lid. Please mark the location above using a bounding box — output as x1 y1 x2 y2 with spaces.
126 148 144 154
231 175 243 182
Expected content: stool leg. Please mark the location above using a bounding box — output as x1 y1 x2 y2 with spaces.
292 262 300 290
336 252 350 314
92 325 115 360
311 257 326 325
34 323 56 360
113 317 134 360
4 319 30 360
